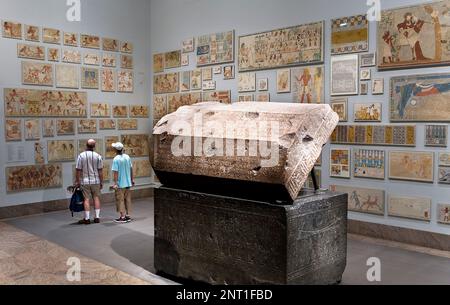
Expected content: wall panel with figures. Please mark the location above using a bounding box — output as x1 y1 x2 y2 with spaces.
0 0 153 208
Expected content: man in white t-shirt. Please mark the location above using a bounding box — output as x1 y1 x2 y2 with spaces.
75 139 104 225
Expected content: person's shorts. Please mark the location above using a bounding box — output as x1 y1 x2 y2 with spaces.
80 184 101 200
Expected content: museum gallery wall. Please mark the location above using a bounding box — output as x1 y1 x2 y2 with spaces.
150 0 450 235
0 0 153 206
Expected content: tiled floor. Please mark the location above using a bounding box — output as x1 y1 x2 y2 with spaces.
2 198 450 285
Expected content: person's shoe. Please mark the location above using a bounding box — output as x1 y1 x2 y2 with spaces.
78 219 91 225
125 216 132 222
114 217 127 224
94 218 100 224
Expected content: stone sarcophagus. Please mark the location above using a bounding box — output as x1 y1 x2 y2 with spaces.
151 102 347 285
152 102 339 203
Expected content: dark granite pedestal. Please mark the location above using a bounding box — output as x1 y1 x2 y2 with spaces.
154 187 348 285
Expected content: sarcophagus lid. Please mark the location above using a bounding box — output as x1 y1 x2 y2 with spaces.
152 102 338 203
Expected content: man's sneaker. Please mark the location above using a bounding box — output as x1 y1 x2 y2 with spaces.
78 219 91 225
114 217 128 224
94 218 100 224
125 216 132 222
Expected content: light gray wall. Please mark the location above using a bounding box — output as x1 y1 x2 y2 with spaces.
0 0 152 207
150 0 450 235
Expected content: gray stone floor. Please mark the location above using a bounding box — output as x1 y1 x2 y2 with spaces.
5 198 450 285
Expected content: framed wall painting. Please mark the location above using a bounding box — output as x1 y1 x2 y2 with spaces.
213 66 222 75
372 78 384 95
120 42 133 54
63 32 78 46
390 73 450 122
78 119 97 134
81 67 99 89
360 82 368 95
331 98 348 122
256 93 270 102
153 95 168 120
330 148 351 179
5 119 22 142
202 67 213 81
377 1 450 70
439 167 450 184
425 125 448 147
105 136 119 159
354 148 385 180
331 54 359 96
47 140 75 162
55 64 79 89
182 37 195 53
197 30 234 67
25 25 40 42
202 91 231 104
133 159 152 178
117 70 134 93
223 65 235 80
331 14 368 55
121 134 150 157
84 52 100 66
388 195 431 222
102 38 119 52
34 142 45 164
306 169 322 189
2 21 22 39
238 94 254 102
42 28 60 44
180 71 190 92
22 61 53 86
5 88 87 118
77 139 105 156
24 119 40 140
258 78 268 91
388 151 434 183
439 153 450 167
277 69 291 93
354 103 382 122
238 22 323 71
62 49 81 64
181 54 189 66
167 93 202 113
331 125 416 147
101 69 116 92
102 53 116 67
48 48 60 62
153 53 165 73
56 119 75 136
360 53 376 67
360 68 371 81
17 44 45 60
238 73 256 92
438 204 450 225
6 164 63 193
291 66 324 103
42 119 55 137
121 55 133 69
118 119 138 130
99 119 116 130
90 103 110 118
202 81 216 91
113 105 128 118
190 70 202 91
130 105 149 118
165 50 181 69
81 34 100 49
154 72 179 94
330 185 385 216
